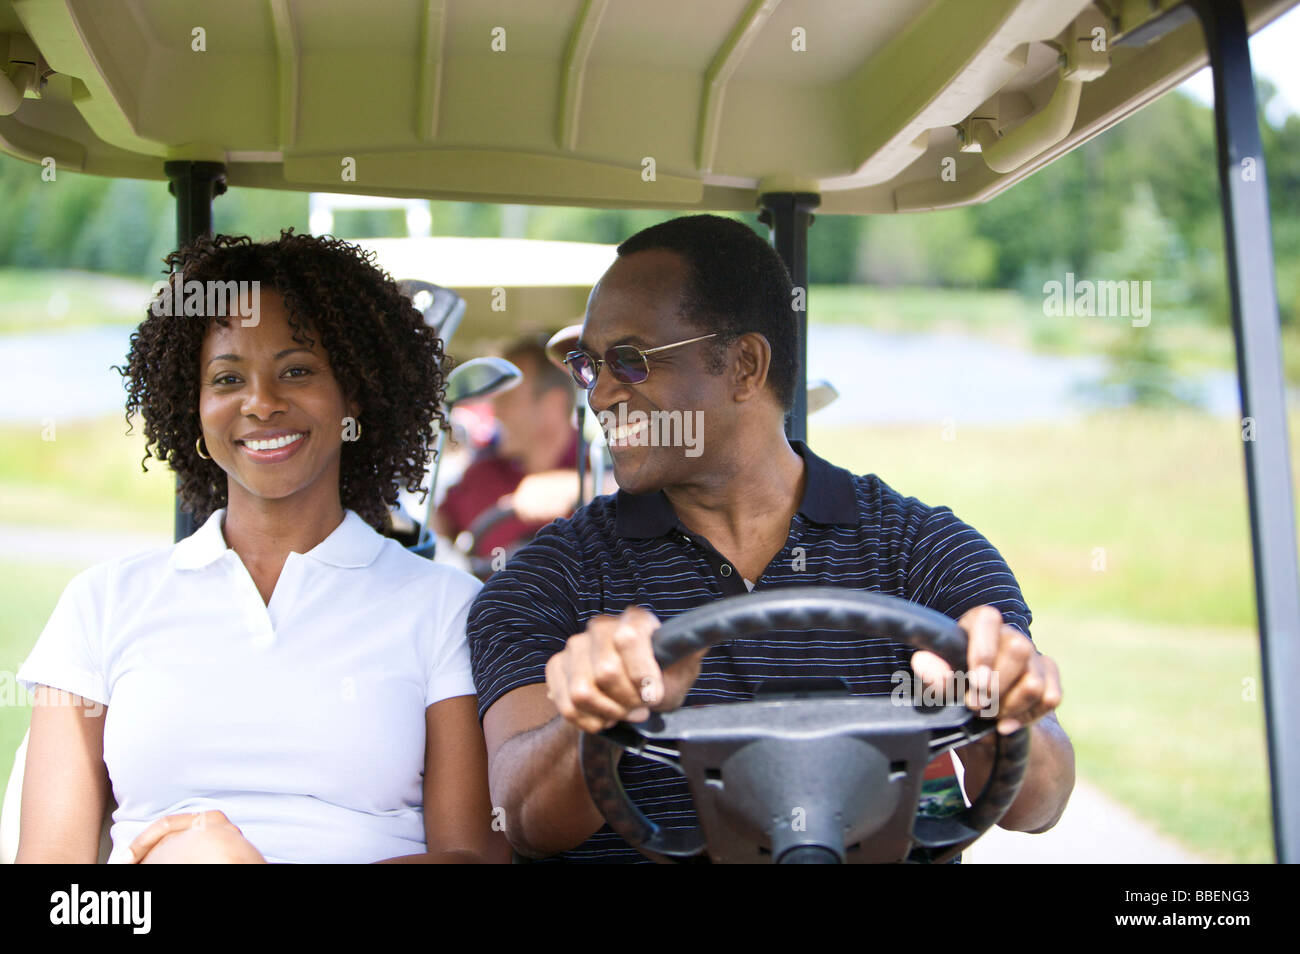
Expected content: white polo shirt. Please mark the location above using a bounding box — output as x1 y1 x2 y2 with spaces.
17 508 481 864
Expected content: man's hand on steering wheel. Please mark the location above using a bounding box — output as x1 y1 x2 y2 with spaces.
545 606 707 733
547 601 1063 740
910 605 1062 736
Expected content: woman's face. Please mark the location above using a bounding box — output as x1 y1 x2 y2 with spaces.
197 289 359 513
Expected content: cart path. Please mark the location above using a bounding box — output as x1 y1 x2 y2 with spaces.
0 522 170 566
963 777 1211 864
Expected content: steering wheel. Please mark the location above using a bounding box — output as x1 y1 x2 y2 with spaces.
578 587 1031 864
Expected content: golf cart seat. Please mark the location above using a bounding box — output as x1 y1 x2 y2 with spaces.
0 727 115 864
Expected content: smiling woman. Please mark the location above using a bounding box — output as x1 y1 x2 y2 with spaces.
12 231 509 864
120 231 446 532
196 292 363 593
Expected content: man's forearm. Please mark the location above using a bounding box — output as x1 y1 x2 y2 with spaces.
491 715 613 858
956 715 1075 833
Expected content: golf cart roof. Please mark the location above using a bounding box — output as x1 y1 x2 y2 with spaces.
1 0 1295 213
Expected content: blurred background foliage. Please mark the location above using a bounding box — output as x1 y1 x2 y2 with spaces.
2 82 1298 325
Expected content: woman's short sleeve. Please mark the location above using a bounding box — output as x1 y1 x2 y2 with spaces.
16 565 110 707
425 570 481 707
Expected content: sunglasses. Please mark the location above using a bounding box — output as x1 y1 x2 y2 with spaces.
563 333 717 390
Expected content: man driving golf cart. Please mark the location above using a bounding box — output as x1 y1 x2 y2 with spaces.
467 215 1075 863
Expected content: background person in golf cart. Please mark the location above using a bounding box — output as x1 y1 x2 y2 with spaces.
468 215 1075 862
435 338 581 578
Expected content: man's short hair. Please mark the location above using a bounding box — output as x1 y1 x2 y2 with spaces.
502 338 576 413
616 214 797 410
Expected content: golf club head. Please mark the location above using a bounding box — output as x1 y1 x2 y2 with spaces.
807 379 840 415
445 356 523 409
545 323 584 370
399 279 467 346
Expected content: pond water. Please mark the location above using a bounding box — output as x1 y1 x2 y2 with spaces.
0 327 138 425
0 322 1261 427
805 325 1247 426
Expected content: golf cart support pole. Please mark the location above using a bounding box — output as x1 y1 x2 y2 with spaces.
1190 0 1300 863
758 192 819 443
164 160 227 543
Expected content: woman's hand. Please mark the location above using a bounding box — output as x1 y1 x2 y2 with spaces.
127 810 266 864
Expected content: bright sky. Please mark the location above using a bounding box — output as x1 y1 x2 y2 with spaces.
1180 4 1300 124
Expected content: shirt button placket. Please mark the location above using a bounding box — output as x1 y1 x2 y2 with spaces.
248 592 275 649
250 620 275 651
229 557 275 651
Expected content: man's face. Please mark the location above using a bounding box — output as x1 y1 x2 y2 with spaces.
579 250 726 495
490 355 567 459
490 356 540 457
198 290 358 510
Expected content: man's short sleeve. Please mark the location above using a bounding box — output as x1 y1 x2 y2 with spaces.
16 565 110 706
904 506 1033 640
466 525 583 721
425 569 482 707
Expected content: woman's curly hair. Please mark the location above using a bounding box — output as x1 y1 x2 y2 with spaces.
118 229 448 532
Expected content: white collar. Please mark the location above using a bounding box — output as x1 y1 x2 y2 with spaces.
169 508 386 571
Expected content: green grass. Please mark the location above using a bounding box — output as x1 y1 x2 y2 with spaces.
0 414 167 792
811 409 1296 861
811 409 1300 629
0 416 174 535
0 559 98 794
810 285 1041 338
1042 615 1271 863
0 268 154 334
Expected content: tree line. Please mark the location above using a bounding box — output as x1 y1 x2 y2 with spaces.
1 82 1296 327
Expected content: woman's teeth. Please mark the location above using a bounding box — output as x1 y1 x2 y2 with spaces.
243 432 305 451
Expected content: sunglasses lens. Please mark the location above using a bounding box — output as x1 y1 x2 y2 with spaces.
564 352 597 389
608 346 649 384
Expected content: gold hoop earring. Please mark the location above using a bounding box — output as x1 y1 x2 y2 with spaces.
355 420 362 440
195 436 211 460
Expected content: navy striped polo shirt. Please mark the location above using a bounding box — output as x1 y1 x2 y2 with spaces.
466 440 1033 863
